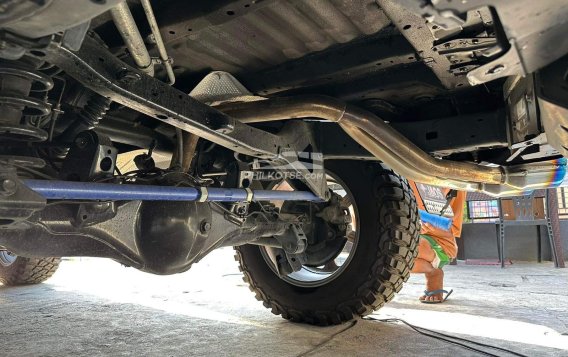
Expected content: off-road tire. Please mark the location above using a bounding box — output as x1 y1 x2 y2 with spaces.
235 161 420 325
0 256 61 286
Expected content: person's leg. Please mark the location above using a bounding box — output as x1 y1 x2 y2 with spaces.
413 237 436 267
411 237 445 302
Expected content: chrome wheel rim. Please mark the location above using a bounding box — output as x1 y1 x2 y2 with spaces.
261 172 359 288
0 250 17 267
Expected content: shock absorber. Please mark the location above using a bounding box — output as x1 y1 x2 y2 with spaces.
58 93 111 143
0 59 54 142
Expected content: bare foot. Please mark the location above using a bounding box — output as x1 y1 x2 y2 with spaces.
419 268 444 302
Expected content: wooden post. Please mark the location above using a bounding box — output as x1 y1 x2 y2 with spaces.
546 189 566 268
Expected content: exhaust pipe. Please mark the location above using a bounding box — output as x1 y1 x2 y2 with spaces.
217 96 566 196
110 2 154 77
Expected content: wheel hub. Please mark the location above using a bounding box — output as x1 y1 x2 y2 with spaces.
262 173 359 288
0 250 17 267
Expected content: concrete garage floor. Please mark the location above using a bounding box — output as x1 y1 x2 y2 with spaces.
1 248 567 356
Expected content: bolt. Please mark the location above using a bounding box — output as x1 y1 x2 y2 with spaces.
423 14 435 23
1 179 16 195
75 136 88 149
200 220 211 233
214 122 235 134
116 69 141 84
487 64 505 75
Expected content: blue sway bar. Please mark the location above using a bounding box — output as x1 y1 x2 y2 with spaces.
22 179 323 202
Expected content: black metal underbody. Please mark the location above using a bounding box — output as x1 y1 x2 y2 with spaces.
0 0 567 274
88 0 568 162
0 199 297 275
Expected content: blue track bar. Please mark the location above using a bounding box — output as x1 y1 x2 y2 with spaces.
22 180 322 202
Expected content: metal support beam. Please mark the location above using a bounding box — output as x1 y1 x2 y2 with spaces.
33 35 280 158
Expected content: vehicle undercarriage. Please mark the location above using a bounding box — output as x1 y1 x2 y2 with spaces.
0 0 567 325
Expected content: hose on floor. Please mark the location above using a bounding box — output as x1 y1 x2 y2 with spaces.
363 316 529 357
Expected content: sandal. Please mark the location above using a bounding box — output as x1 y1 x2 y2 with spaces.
420 289 453 304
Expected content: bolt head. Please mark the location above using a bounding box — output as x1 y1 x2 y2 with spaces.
215 123 235 134
1 179 16 194
487 64 505 75
117 70 142 84
200 220 211 233
75 136 88 149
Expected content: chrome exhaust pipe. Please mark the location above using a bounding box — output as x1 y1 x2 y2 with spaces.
217 96 566 196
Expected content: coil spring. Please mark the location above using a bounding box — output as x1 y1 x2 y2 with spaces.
0 66 54 141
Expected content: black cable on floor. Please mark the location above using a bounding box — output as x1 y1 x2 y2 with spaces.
363 316 529 357
296 320 358 357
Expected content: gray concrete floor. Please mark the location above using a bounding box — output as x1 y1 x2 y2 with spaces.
1 248 567 356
